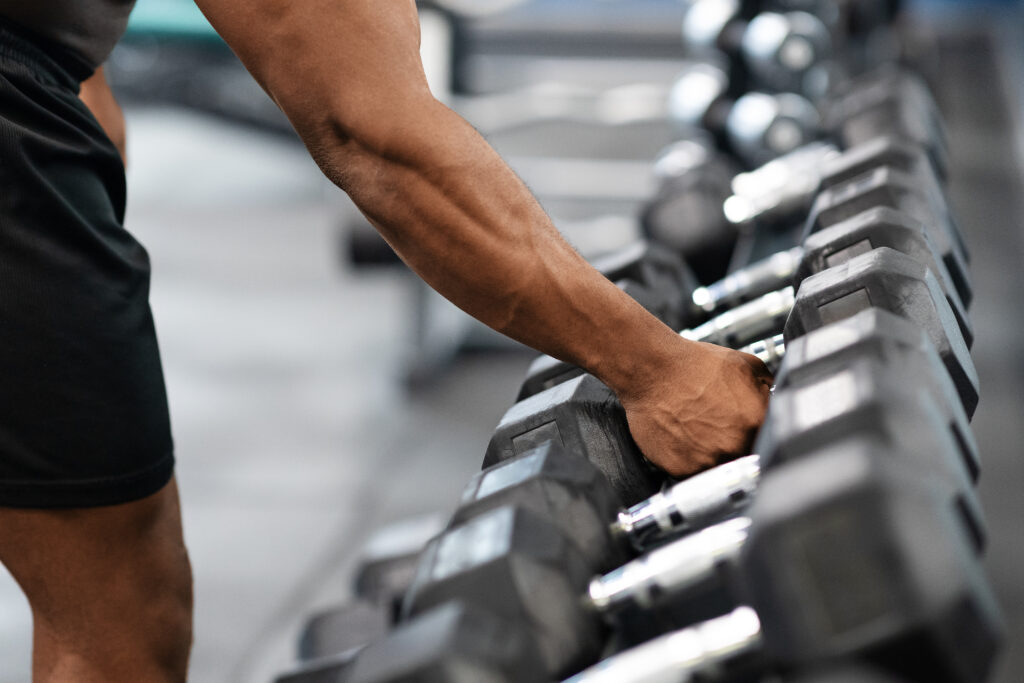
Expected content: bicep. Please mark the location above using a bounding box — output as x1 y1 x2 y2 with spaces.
193 0 432 146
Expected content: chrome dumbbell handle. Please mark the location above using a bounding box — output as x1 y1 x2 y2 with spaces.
612 455 762 551
564 607 763 683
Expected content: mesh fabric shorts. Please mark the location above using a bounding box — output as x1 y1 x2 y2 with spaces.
0 18 174 508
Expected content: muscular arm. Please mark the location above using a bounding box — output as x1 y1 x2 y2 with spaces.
194 0 771 475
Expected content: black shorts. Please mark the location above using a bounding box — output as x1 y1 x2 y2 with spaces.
0 19 174 508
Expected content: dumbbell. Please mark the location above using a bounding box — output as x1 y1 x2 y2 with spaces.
784 247 976 409
682 0 834 96
750 362 982 519
726 169 973 328
668 62 821 167
693 198 971 340
667 63 946 172
451 440 631 573
649 131 966 292
593 437 982 645
687 246 974 398
648 134 956 284
349 513 447 621
806 164 970 303
696 161 974 335
400 504 604 678
344 601 545 683
295 600 390 663
824 66 949 181
647 78 950 278
640 137 744 284
691 205 972 345
273 600 388 682
724 134 959 260
570 445 1003 683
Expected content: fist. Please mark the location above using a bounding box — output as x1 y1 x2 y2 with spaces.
619 342 772 477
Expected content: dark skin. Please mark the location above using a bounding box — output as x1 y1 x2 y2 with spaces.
191 0 772 475
0 2 770 680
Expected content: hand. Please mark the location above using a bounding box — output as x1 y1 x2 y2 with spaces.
619 341 773 478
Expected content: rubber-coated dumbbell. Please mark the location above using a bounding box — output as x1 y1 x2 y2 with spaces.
688 247 975 403
347 601 545 683
590 436 983 644
640 137 743 284
723 134 957 258
400 504 604 678
296 600 390 663
824 66 949 181
692 206 972 345
451 440 631 573
350 513 447 621
682 0 834 95
668 62 821 167
568 446 1003 683
647 134 955 284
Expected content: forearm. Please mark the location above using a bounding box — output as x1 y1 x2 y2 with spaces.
193 0 771 475
328 98 691 396
193 0 694 395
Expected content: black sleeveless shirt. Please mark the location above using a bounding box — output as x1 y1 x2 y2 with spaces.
0 0 135 73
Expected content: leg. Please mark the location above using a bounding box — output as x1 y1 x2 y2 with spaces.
0 477 193 683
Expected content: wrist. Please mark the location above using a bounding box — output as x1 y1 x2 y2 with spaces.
586 307 697 402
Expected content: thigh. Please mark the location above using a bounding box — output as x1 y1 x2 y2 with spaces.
0 477 193 681
0 477 191 622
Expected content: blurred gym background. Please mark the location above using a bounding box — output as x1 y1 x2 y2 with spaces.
0 0 1021 681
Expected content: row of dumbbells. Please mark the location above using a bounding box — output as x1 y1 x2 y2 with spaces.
650 65 949 284
670 0 912 168
273 295 999 681
272 103 1002 683
678 0 904 101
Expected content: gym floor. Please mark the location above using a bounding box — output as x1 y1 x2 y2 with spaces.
0 9 1022 683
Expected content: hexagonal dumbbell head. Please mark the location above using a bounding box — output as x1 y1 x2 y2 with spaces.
486 374 666 506
452 440 628 572
785 247 978 416
347 601 546 683
400 505 603 678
